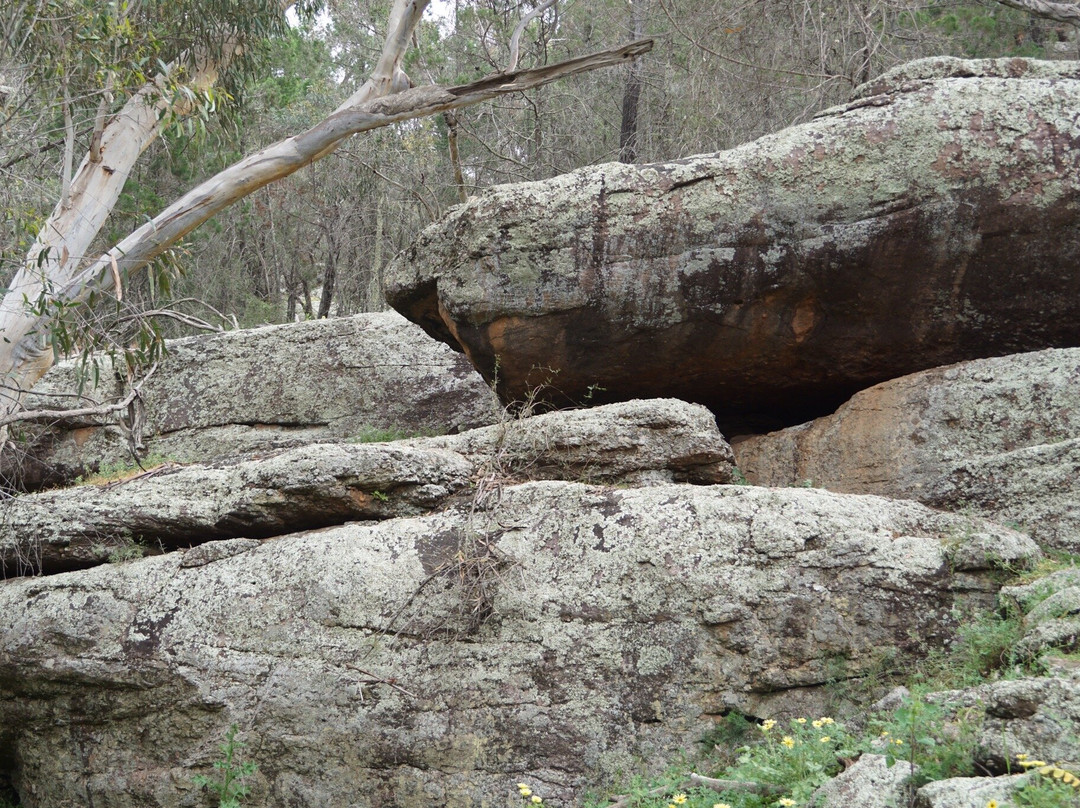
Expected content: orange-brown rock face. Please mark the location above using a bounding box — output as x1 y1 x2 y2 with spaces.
385 58 1080 429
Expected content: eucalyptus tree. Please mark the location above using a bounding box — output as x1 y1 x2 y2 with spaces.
0 0 650 431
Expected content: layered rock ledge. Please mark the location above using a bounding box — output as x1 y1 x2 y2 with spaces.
386 58 1080 427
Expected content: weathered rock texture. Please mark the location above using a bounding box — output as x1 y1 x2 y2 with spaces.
385 57 1080 427
0 484 1037 807
914 774 1027 808
0 398 734 576
812 754 917 808
413 396 735 485
733 348 1080 551
1001 569 1080 658
2 312 502 490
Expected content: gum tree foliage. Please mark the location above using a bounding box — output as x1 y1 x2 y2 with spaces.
0 0 319 413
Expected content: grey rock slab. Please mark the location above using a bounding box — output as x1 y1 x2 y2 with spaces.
975 676 1080 771
0 483 1039 807
812 754 917 808
0 399 735 577
734 347 1080 551
4 311 502 490
914 773 1027 808
1001 570 1080 657
386 57 1080 426
411 397 736 484
0 442 472 576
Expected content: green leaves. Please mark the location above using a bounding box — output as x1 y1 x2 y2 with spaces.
192 724 259 808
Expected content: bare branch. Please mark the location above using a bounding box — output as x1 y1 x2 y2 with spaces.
0 363 158 429
995 0 1080 25
66 39 654 305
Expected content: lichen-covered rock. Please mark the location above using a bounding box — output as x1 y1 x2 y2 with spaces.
386 58 1080 427
0 483 1038 807
914 774 1027 808
811 754 917 808
1001 570 1080 658
0 443 472 576
3 312 502 490
413 397 736 485
913 671 1080 777
734 348 1080 551
0 398 734 577
974 676 1080 772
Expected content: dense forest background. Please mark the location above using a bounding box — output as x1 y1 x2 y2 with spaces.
1 0 1073 341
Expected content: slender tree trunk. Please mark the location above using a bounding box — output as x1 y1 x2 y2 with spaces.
0 0 430 418
444 112 468 203
317 226 338 319
0 0 650 422
619 0 647 164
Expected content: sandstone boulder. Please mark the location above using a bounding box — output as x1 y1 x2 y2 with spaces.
1001 569 1080 658
0 398 735 576
0 484 1038 807
914 774 1027 808
811 754 917 808
386 57 1080 428
412 397 735 485
3 312 502 490
733 348 1080 551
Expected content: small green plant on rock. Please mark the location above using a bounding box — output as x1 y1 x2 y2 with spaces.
874 695 982 786
719 716 856 806
193 725 258 808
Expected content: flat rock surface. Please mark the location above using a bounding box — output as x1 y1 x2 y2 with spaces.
0 483 1038 807
734 347 1080 551
3 312 501 490
386 58 1080 426
0 398 734 577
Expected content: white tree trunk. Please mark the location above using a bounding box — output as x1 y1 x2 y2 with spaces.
0 0 430 418
0 0 649 424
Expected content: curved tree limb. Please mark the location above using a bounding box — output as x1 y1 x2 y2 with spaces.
64 39 653 307
995 0 1080 26
0 362 158 429
507 0 558 73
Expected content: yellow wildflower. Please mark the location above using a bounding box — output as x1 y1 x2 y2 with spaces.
713 804 732 808
518 785 533 797
531 798 542 805
795 717 807 724
986 801 998 808
1020 759 1047 768
672 795 688 805
778 799 797 807
1054 767 1066 780
894 739 904 746
1063 771 1079 786
781 735 795 748
820 717 835 725
812 720 824 728
820 736 832 743
762 719 777 731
